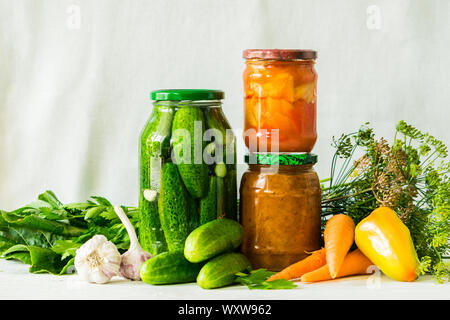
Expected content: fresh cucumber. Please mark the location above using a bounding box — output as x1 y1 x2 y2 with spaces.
140 251 202 285
197 252 251 289
158 162 191 252
200 176 218 225
171 107 209 198
184 218 244 263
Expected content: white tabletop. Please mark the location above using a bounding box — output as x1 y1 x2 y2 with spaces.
0 259 448 300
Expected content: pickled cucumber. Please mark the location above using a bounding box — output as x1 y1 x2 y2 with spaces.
158 162 191 251
187 195 200 232
216 176 225 219
171 107 209 198
204 107 233 146
200 176 218 225
138 196 167 255
138 106 174 255
223 164 238 221
149 106 174 159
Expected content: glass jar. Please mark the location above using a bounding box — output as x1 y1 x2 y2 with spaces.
243 49 318 152
239 153 321 271
139 89 237 255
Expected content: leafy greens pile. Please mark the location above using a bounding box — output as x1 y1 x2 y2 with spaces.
322 120 449 283
0 190 137 275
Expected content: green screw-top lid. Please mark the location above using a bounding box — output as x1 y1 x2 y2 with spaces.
151 89 224 101
245 153 318 165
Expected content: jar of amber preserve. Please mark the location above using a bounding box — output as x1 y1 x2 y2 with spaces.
240 153 321 271
243 49 317 152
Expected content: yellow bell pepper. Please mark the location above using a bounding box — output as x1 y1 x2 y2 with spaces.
355 206 420 282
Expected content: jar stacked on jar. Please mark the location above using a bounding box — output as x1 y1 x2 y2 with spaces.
239 50 322 271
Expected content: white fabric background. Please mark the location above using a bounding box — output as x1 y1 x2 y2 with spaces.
0 0 449 209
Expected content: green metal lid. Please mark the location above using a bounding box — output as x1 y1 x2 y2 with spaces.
151 89 224 101
245 153 318 165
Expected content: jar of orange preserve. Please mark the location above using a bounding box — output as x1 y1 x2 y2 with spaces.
240 153 321 271
243 49 317 152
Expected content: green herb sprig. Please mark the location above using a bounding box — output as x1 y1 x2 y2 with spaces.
235 268 297 290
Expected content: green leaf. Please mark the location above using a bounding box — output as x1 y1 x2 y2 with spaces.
0 226 63 249
2 244 28 255
261 279 297 289
84 206 106 220
38 190 63 209
51 240 81 260
0 235 17 252
60 257 75 274
3 251 32 264
2 244 32 264
99 207 119 220
100 207 119 220
235 269 297 290
63 202 92 211
27 246 69 274
21 200 53 210
37 207 67 220
90 196 113 207
0 211 84 237
2 243 75 275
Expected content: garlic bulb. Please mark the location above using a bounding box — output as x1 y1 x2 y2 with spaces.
114 206 152 280
74 234 122 284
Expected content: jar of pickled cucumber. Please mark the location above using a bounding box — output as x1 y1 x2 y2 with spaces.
139 89 237 255
243 49 318 152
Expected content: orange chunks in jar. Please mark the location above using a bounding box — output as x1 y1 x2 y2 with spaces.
243 60 317 152
294 82 316 103
249 73 295 102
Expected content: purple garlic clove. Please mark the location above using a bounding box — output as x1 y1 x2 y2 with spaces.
114 206 152 280
119 246 152 280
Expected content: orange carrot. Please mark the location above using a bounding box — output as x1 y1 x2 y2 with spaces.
300 249 374 283
324 214 355 278
267 248 326 281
